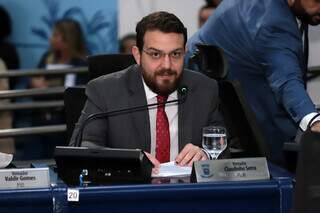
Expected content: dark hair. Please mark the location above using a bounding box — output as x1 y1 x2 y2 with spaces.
205 0 221 8
119 33 136 53
135 11 187 51
0 6 11 40
54 19 87 57
200 4 215 11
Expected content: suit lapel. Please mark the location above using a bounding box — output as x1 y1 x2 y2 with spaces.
127 66 151 152
178 74 194 151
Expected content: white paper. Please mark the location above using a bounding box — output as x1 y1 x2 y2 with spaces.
0 152 13 168
152 161 192 178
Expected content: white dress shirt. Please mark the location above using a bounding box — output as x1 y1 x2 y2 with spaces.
142 78 179 161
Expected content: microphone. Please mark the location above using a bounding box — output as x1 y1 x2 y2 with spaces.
74 86 188 147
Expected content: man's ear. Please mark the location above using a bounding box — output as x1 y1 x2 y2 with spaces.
132 46 141 65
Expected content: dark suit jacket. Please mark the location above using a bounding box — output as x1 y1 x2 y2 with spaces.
187 0 317 161
70 64 223 153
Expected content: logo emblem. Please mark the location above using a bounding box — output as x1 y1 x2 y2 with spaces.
200 164 213 178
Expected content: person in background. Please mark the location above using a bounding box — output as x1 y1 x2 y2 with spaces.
119 33 136 54
0 58 14 154
187 0 320 164
27 19 88 159
70 11 224 169
32 19 88 89
0 6 18 154
0 6 20 90
198 0 221 27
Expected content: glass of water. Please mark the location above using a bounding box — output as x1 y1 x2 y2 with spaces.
202 126 227 160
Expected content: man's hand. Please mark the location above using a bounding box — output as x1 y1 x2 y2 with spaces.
311 121 320 132
175 143 208 167
144 152 160 175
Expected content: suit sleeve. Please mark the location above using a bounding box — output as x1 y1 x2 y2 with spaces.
69 80 108 147
255 26 316 123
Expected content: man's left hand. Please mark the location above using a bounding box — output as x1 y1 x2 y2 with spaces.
175 143 208 167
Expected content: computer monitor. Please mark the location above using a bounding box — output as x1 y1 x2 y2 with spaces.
54 146 153 185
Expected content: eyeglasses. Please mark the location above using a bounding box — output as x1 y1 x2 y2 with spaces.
142 48 185 61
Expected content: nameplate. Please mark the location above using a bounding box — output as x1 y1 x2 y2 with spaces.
191 157 270 183
0 168 50 189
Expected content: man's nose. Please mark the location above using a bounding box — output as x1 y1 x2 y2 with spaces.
161 54 172 69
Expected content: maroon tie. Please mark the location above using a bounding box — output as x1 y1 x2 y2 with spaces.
156 95 170 163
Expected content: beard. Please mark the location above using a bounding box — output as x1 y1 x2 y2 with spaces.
292 1 320 25
297 11 319 25
141 67 182 96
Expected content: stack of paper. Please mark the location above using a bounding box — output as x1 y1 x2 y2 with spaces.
152 161 192 178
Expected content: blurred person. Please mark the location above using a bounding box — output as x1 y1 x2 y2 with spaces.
0 6 17 154
187 0 320 164
199 5 214 28
32 19 88 89
199 0 221 27
0 6 20 90
27 19 88 159
0 58 14 154
119 33 136 54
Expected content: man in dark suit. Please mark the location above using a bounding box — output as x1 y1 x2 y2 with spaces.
187 0 320 163
70 11 223 168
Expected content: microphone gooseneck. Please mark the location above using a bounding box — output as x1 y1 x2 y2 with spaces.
74 86 188 147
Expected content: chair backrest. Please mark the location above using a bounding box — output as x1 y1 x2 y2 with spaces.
64 54 135 143
188 44 228 80
293 123 320 213
218 80 270 158
64 86 87 142
88 54 136 80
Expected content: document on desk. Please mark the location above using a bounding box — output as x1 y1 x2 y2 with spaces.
0 152 13 168
152 161 192 178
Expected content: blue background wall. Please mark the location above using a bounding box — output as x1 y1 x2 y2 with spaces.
0 0 118 69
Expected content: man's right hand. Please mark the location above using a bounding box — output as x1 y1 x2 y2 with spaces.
144 152 160 175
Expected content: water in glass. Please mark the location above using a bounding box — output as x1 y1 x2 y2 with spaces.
202 127 227 159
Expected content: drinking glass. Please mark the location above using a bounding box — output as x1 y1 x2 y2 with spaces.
202 126 227 160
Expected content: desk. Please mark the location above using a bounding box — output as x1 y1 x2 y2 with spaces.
53 164 293 213
0 164 293 213
0 187 53 213
0 162 56 213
